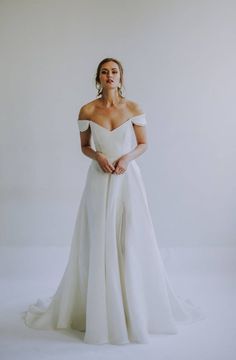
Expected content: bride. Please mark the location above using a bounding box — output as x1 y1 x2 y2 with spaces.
78 58 147 176
23 57 206 345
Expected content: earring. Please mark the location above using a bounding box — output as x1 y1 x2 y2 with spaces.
118 84 124 96
96 83 103 95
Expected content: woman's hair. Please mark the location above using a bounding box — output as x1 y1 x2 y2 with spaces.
95 57 125 97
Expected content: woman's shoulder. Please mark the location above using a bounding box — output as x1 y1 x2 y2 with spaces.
125 99 144 117
78 99 98 120
78 98 144 120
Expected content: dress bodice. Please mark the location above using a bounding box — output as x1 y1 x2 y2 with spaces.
77 114 147 162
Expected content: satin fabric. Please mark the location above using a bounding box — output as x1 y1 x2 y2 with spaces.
23 114 206 344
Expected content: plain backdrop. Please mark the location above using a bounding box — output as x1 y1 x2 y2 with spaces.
0 0 235 247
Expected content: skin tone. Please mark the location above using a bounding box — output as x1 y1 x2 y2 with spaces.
78 61 148 175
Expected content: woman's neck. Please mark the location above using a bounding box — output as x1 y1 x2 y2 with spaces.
100 89 122 107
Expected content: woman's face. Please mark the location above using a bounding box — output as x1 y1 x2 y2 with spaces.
99 61 121 91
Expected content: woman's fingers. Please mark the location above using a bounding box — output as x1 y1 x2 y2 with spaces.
100 160 125 174
115 166 125 174
107 163 115 172
109 163 116 172
102 162 115 173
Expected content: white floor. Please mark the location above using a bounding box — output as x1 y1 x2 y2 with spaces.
0 246 235 360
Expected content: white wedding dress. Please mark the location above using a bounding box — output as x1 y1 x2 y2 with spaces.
23 114 206 344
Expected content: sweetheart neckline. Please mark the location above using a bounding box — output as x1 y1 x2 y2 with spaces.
79 113 145 133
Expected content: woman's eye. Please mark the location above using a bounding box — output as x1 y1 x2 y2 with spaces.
101 70 118 74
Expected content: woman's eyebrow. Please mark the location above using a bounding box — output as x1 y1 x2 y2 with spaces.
101 67 118 70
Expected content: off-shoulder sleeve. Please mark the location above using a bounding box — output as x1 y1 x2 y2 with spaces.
77 119 90 132
131 114 147 126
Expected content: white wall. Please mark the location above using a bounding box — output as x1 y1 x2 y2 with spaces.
0 0 235 246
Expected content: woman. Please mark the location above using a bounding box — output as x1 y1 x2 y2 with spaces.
78 57 147 176
23 57 206 345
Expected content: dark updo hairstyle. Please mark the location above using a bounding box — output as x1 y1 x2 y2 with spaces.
95 57 125 98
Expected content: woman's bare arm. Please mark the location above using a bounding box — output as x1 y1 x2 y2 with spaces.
78 106 98 161
121 101 148 162
122 124 148 162
78 106 115 173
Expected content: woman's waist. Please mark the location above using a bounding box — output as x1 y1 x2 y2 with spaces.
94 151 131 163
89 156 139 173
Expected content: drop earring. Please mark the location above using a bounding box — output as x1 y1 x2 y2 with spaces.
96 82 103 95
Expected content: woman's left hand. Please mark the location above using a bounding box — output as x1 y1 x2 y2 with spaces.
112 156 130 175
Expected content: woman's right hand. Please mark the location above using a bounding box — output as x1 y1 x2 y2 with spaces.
95 151 116 173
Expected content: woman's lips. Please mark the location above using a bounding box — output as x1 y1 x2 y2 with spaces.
107 79 114 83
